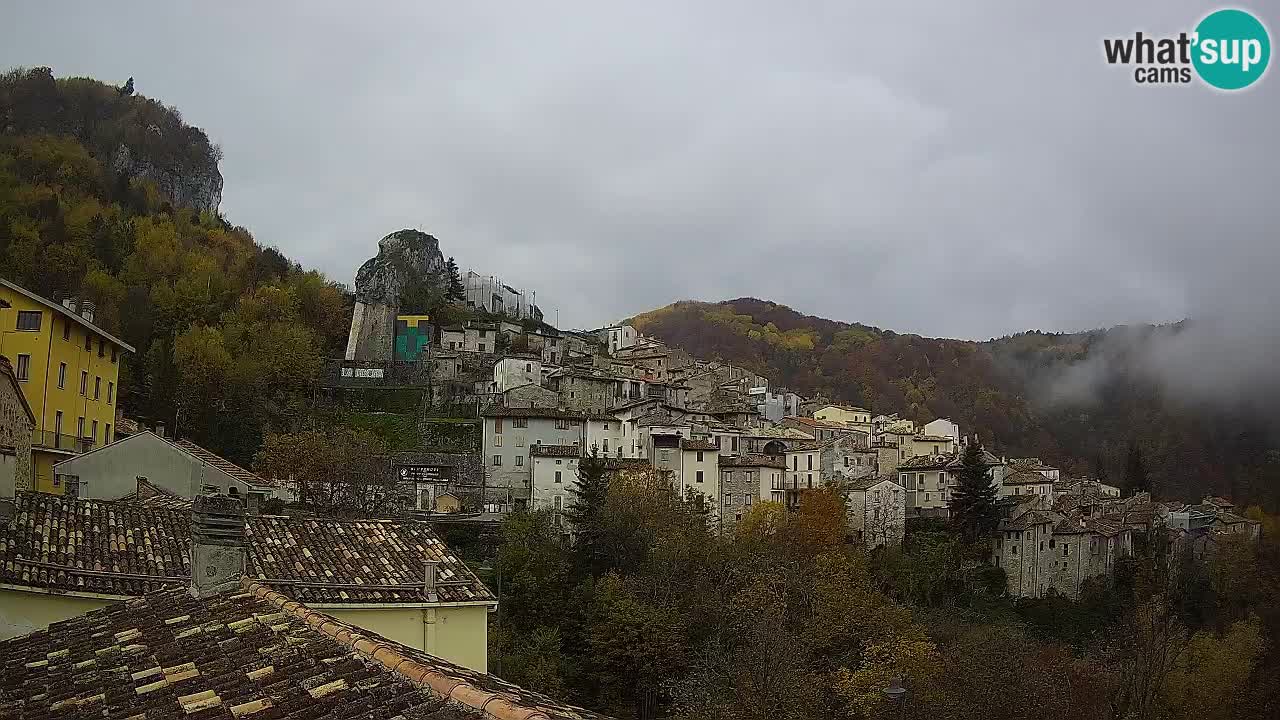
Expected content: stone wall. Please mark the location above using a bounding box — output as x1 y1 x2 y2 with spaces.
0 365 34 494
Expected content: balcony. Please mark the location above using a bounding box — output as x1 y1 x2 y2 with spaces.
32 430 94 454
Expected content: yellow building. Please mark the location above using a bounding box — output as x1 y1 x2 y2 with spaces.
0 278 134 494
813 404 873 435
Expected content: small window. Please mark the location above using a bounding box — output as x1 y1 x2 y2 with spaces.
15 354 31 381
85 334 92 351
495 417 503 433
494 435 503 447
696 470 704 483
94 376 101 400
16 310 41 331
77 416 85 439
696 451 703 462
97 339 104 358
513 417 527 428
57 362 66 389
105 423 111 442
91 420 98 443
525 363 532 372
107 382 114 404
62 320 71 341
111 346 118 363
554 471 562 483
80 371 88 395
515 456 523 467
1011 545 1018 556
492 455 502 466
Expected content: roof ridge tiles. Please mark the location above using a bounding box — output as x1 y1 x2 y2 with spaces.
241 576 555 720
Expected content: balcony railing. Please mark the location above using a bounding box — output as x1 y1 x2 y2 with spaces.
32 430 94 454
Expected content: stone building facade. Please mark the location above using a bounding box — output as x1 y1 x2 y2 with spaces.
0 355 35 495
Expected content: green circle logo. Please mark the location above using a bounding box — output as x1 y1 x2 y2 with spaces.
1192 9 1271 90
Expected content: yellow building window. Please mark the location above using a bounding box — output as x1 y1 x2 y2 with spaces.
16 354 30 381
57 362 66 389
79 371 87 395
16 310 41 331
94 376 101 400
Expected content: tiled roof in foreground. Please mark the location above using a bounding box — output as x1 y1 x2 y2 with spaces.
0 577 608 720
0 492 494 604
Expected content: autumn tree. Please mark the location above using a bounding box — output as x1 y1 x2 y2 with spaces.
949 442 998 543
254 429 392 515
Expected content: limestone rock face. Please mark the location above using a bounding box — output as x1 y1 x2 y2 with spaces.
345 230 450 362
111 144 223 213
353 229 449 305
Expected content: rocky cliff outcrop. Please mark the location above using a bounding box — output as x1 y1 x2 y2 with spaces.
111 144 223 213
345 230 450 362
0 67 224 214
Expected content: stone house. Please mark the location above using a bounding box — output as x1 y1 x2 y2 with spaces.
0 354 35 496
784 441 825 507
821 433 877 483
549 367 644 413
677 439 720 514
1000 468 1056 498
464 322 498 353
492 355 542 393
481 407 591 508
440 325 465 351
502 383 560 409
529 445 580 521
720 454 787 525
846 476 906 548
990 496 1133 599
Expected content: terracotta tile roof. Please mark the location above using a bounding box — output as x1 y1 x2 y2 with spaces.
112 477 195 511
0 493 493 604
898 453 956 470
680 439 719 451
783 416 851 431
245 515 494 604
482 407 589 420
0 577 608 720
785 440 829 452
530 445 582 458
1002 511 1057 532
719 454 786 469
172 438 276 489
1002 470 1054 486
1202 495 1235 508
601 458 650 471
846 476 898 491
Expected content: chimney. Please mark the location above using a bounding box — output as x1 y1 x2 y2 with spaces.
424 560 439 603
155 422 165 438
190 495 247 599
79 300 95 324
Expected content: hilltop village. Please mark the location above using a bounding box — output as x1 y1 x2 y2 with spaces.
0 231 1266 719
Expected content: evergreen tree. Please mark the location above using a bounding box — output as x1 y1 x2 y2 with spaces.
1124 444 1149 494
949 441 999 543
567 450 609 578
446 256 465 302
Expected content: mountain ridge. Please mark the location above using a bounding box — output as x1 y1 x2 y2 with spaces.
630 298 1280 509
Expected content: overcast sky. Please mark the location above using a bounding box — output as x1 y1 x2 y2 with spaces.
3 2 1276 339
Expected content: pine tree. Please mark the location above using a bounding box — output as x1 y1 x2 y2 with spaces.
446 257 465 302
949 441 998 543
567 450 609 578
1124 444 1148 494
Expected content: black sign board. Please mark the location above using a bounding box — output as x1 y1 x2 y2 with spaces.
398 465 455 483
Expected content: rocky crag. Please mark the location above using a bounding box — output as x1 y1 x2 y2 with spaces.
345 229 450 362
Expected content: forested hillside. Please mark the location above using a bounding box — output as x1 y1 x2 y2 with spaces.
632 299 1280 509
0 67 351 464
